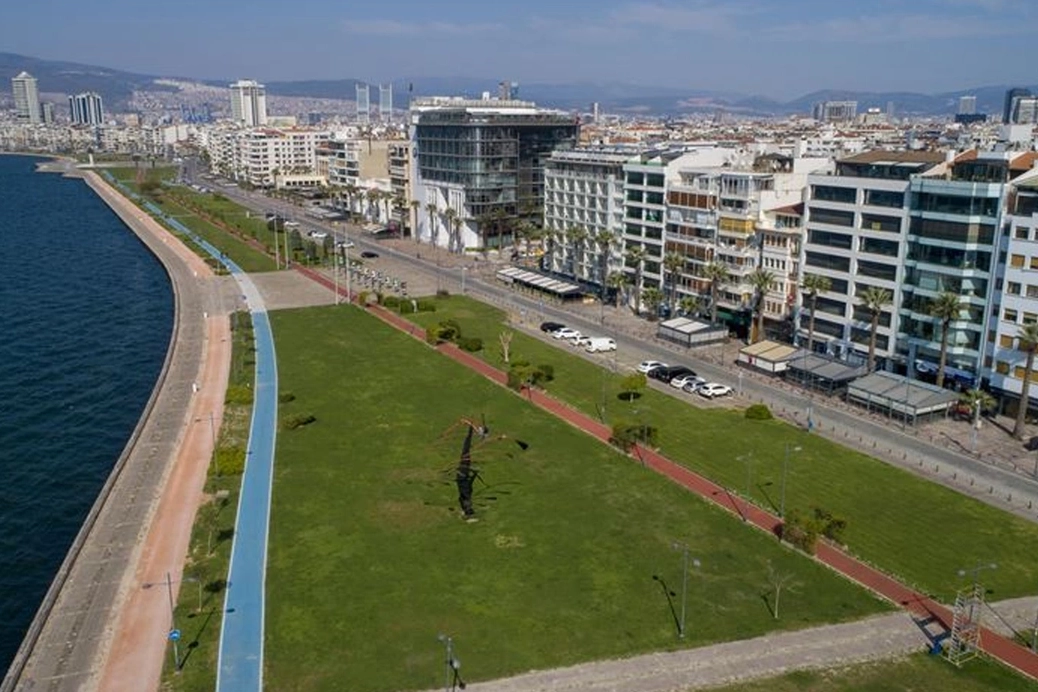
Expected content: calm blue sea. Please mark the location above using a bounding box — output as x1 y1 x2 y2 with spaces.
0 155 173 677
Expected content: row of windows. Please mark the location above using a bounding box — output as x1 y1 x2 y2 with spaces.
1007 254 1038 270
994 361 1038 380
1002 282 1038 298
810 186 906 208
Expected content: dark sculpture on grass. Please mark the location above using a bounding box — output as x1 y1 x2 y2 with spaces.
442 415 528 520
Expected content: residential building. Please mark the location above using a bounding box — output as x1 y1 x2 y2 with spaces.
40 102 54 125
958 96 977 116
543 146 634 292
356 84 370 124
207 127 328 188
379 84 393 121
1003 88 1031 124
388 140 413 232
69 92 105 126
813 101 858 123
410 95 578 251
12 72 40 124
229 80 268 127
798 150 946 364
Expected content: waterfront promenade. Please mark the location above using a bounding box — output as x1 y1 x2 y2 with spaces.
0 164 231 691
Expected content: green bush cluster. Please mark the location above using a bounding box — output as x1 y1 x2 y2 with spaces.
282 413 317 430
278 392 296 403
506 360 555 391
781 507 848 554
609 420 660 452
213 445 247 476
380 295 401 309
225 385 254 405
744 403 773 420
458 336 483 352
397 299 436 314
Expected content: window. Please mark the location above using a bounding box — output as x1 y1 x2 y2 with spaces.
808 229 853 250
805 251 850 272
996 361 1010 375
1017 226 1030 240
812 185 856 203
1000 334 1015 348
865 189 904 208
1005 308 1019 322
647 173 665 188
810 208 855 227
857 260 898 282
860 237 899 257
626 171 644 185
1007 282 1022 295
1011 254 1026 268
1028 285 1038 299
1026 313 1038 325
1014 366 1038 381
861 213 901 233
1031 257 1038 270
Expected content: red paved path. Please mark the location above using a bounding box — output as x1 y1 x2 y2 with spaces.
299 257 1038 681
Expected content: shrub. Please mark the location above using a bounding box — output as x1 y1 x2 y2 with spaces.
213 445 246 476
225 385 254 405
282 413 316 430
619 372 647 401
416 299 437 313
278 392 296 403
381 295 401 309
745 403 773 420
537 363 555 382
609 420 660 452
458 336 483 352
441 319 463 340
436 289 451 298
813 507 848 544
781 509 821 554
358 290 371 306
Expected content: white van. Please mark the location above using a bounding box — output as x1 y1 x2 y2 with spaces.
585 337 616 353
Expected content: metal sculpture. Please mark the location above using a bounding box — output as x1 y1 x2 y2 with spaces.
440 415 528 520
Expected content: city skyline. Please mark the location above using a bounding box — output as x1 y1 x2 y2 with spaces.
2 0 1036 99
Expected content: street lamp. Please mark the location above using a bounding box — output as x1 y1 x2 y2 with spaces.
460 266 469 294
780 444 802 518
671 541 700 638
958 562 997 592
436 634 465 691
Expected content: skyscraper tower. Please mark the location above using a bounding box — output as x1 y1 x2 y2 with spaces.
1004 88 1032 124
379 83 393 121
69 92 105 126
12 71 41 124
229 80 268 126
958 95 977 115
356 84 370 124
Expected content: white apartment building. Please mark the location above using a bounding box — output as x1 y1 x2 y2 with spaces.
797 151 945 363
207 127 328 188
229 80 268 127
543 147 634 292
11 72 40 125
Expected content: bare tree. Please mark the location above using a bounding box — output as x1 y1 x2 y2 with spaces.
765 561 801 620
499 330 514 365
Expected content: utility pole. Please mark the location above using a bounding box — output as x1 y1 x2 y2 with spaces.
781 444 801 518
671 541 700 638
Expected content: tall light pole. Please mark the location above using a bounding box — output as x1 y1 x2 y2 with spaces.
460 266 468 294
165 571 180 672
780 444 801 518
671 541 700 638
436 634 462 692
333 241 339 304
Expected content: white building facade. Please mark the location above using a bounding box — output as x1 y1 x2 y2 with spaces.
229 80 268 127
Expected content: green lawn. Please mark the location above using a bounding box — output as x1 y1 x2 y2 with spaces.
405 296 1038 603
711 653 1035 692
264 305 889 692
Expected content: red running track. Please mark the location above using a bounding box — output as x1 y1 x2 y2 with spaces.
299 266 1038 681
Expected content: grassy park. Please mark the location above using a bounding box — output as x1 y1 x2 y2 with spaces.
404 296 1038 603
712 653 1036 692
262 304 890 691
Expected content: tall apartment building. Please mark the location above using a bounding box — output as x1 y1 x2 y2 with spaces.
990 164 1038 416
69 92 104 126
813 100 858 123
543 146 633 291
798 151 945 364
315 138 361 188
388 140 412 232
958 96 977 116
1003 88 1032 124
11 71 40 124
207 127 328 188
229 80 268 127
356 84 370 124
410 95 578 251
379 84 393 121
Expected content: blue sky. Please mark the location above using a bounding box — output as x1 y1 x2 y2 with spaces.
2 0 1035 98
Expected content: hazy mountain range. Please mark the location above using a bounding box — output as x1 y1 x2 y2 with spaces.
1 51 1033 118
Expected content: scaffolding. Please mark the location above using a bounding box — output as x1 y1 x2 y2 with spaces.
944 581 985 666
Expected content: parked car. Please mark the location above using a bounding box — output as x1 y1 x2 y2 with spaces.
572 335 593 348
650 365 696 384
552 327 582 341
697 383 733 399
682 377 708 393
670 373 703 389
637 360 668 374
586 337 617 353
540 321 566 333
360 250 379 259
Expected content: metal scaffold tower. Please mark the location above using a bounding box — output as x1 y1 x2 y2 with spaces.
944 581 985 666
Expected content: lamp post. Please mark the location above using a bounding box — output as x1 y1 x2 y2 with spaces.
671 541 700 638
436 634 463 692
333 241 339 304
780 444 802 518
460 266 468 294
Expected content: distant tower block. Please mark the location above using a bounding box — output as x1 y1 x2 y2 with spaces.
591 102 600 123
958 95 977 116
356 84 370 124
379 83 393 121
498 80 518 101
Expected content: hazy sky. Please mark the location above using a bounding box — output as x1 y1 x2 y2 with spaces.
2 0 1035 98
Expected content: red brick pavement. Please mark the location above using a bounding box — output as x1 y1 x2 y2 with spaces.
298 265 1038 682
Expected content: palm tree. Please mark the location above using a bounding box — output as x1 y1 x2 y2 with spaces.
606 272 628 308
366 189 382 222
594 230 616 292
425 202 439 246
443 208 459 253
571 226 590 278
801 273 831 355
960 388 996 452
409 199 421 243
642 287 664 320
663 252 686 317
1014 323 1038 439
625 245 648 315
748 269 776 344
859 286 892 372
344 183 359 217
703 261 730 327
679 295 702 318
929 292 963 389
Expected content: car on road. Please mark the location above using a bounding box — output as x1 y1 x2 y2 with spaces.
650 365 696 384
681 377 708 393
637 360 668 374
669 373 703 390
552 327 582 341
586 337 617 353
360 251 379 259
540 321 566 333
572 335 593 348
697 383 733 399
336 240 356 249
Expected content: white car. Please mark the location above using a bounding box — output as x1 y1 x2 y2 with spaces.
637 360 667 374
697 383 733 399
572 335 593 348
674 375 707 391
586 337 616 353
552 327 582 341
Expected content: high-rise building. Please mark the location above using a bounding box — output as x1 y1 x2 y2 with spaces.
958 95 977 115
378 84 393 121
12 71 40 124
410 95 579 251
356 84 370 124
229 80 268 126
1003 88 1032 124
812 100 857 123
41 102 54 124
69 92 105 126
